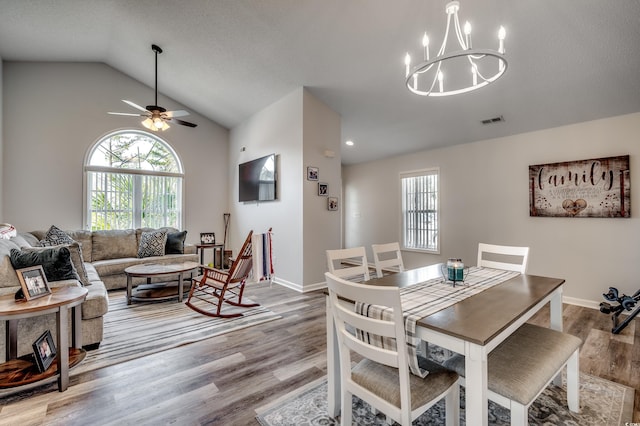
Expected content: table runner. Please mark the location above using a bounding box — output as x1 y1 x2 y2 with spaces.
355 267 520 377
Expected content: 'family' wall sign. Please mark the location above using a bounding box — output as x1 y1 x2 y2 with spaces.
529 155 630 218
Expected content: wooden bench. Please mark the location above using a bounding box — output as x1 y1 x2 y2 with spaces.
443 323 581 426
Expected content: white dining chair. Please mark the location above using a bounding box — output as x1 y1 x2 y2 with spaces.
325 272 460 426
371 242 405 278
326 247 370 282
443 323 581 426
477 243 530 273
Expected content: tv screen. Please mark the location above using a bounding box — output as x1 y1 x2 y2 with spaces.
239 154 277 202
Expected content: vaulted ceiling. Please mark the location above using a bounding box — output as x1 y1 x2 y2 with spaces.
1 1 639 165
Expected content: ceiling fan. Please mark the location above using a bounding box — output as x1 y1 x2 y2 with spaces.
108 44 197 131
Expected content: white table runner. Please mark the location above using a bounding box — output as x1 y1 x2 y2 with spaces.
356 266 520 377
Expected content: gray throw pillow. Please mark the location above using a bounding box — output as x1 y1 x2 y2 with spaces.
165 230 187 254
138 230 168 258
22 242 91 286
39 225 75 247
10 246 80 282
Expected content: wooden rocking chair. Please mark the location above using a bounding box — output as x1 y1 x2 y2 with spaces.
186 230 259 318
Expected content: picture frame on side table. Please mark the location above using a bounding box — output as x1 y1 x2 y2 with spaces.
318 182 328 196
200 232 216 244
32 329 57 373
307 166 319 181
16 265 51 301
328 197 339 211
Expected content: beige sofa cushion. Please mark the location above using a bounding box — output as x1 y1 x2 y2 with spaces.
0 239 22 290
66 230 93 262
92 229 137 261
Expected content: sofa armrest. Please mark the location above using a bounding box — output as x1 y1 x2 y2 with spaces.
184 244 197 255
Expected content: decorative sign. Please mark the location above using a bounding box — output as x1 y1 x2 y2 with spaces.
529 155 630 218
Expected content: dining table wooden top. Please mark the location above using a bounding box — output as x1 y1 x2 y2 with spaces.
362 263 565 346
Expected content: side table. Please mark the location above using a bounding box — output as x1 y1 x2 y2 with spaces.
0 286 88 392
196 243 224 269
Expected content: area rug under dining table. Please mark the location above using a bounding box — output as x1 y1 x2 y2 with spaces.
255 372 634 426
73 289 281 375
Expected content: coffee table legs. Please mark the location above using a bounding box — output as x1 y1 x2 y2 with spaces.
178 272 184 302
126 274 133 305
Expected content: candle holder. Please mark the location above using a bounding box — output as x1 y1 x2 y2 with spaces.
441 258 467 287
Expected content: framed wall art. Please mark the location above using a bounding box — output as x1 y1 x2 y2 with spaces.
328 197 338 211
307 166 319 181
529 155 630 218
16 265 51 301
318 182 328 196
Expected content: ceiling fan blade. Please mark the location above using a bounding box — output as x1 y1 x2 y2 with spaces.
164 110 190 118
122 99 149 112
108 112 145 117
169 118 198 128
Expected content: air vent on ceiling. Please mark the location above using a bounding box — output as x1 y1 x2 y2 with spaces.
481 115 505 125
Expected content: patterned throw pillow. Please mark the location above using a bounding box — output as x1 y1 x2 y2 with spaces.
39 225 75 247
138 230 168 258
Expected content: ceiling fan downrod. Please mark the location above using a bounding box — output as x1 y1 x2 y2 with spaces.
150 44 163 110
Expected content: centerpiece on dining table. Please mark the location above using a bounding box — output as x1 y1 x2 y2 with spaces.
441 258 468 286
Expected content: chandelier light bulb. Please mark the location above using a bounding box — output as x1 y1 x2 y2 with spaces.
153 118 164 129
403 0 508 97
405 53 411 77
464 21 472 49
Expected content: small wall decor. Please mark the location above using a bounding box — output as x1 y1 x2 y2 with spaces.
529 155 630 218
328 197 338 211
16 265 51 300
200 232 216 244
307 166 319 181
32 330 57 372
318 182 328 196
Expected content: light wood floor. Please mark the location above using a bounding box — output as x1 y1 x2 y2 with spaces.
0 282 637 425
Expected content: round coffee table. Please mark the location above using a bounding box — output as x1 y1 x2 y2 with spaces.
125 261 199 305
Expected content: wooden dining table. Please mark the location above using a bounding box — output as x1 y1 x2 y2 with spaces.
325 263 565 426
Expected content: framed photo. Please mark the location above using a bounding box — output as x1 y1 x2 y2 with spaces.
307 166 319 181
328 197 339 211
318 182 328 196
32 330 57 373
200 232 216 244
16 265 51 301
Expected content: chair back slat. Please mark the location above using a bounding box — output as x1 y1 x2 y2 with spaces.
477 243 529 273
326 247 370 282
372 242 405 278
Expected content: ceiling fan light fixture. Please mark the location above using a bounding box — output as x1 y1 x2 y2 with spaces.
404 1 508 97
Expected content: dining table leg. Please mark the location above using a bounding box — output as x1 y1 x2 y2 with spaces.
550 287 564 386
465 342 488 426
326 294 341 418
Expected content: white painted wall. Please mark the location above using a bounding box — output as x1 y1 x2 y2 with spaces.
0 56 3 221
343 112 640 305
2 62 229 244
229 88 341 291
230 88 304 289
302 90 341 288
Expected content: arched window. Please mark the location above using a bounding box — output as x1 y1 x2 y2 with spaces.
85 130 184 230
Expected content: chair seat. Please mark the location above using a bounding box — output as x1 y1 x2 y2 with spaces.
352 356 458 411
443 323 582 405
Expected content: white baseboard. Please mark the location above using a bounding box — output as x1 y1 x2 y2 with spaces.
563 296 600 310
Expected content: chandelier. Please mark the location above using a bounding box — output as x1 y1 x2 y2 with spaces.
404 1 507 97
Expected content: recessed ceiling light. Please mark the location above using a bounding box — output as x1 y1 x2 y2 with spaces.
345 140 355 146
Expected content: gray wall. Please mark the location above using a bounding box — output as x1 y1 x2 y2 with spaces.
343 112 640 305
229 88 341 291
2 62 229 244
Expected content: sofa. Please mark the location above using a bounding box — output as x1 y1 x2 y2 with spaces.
0 226 197 362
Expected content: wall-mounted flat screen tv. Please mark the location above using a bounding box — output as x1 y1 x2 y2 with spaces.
239 154 277 202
